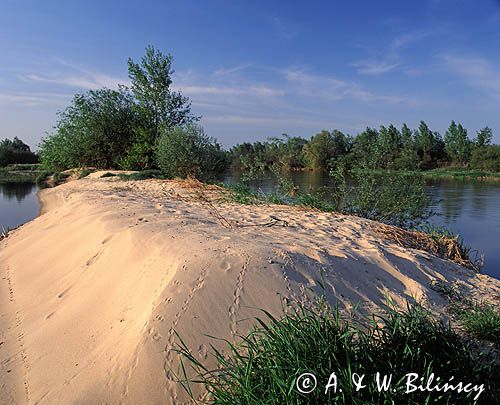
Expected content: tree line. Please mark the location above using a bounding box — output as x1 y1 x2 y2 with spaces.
229 122 499 173
2 46 499 178
0 137 38 167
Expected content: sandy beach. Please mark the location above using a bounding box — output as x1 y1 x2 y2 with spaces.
1 174 499 404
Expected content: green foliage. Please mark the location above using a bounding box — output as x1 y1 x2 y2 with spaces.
444 121 471 166
78 169 94 179
424 167 500 179
303 130 349 170
225 183 262 205
474 127 492 148
230 134 308 173
127 45 199 166
326 168 431 227
35 171 51 184
176 302 499 404
117 169 165 180
394 124 419 170
39 88 141 171
470 145 500 172
295 191 336 211
0 137 38 167
155 125 227 181
455 303 500 343
414 121 446 169
39 46 200 172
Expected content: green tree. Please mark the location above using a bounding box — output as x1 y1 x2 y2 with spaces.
127 46 199 166
304 130 349 170
394 123 419 170
155 124 227 181
0 137 38 166
414 121 444 169
266 134 308 169
351 127 379 168
444 121 471 165
470 145 500 172
39 88 140 170
375 124 402 168
474 126 493 148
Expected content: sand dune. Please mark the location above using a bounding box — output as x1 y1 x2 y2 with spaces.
1 174 498 404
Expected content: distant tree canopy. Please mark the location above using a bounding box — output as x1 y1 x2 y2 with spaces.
0 137 38 166
229 121 499 173
39 46 200 172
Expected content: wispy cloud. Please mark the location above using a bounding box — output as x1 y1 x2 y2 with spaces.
352 28 437 76
213 64 252 77
442 53 500 98
21 58 126 90
283 68 405 103
351 60 399 75
176 84 284 97
391 29 435 50
22 73 124 90
0 91 71 106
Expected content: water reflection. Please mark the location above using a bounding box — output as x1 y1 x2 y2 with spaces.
0 182 37 202
0 182 40 230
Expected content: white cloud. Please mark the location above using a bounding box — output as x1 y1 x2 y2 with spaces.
22 72 125 90
0 91 71 106
391 29 435 50
282 68 405 103
351 28 437 76
351 60 399 75
213 64 252 77
442 54 500 98
176 84 284 97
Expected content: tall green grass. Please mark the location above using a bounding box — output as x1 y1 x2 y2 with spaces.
175 302 499 404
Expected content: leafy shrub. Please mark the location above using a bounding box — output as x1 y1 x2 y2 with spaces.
326 168 430 227
470 145 500 172
156 125 227 181
39 89 142 171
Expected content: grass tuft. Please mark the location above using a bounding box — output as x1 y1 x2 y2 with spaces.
175 301 499 404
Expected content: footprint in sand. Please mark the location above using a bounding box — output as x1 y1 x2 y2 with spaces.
198 344 208 359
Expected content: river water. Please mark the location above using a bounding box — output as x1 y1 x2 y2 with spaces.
1 177 499 279
0 182 40 230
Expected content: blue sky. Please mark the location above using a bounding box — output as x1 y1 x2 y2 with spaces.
1 0 500 149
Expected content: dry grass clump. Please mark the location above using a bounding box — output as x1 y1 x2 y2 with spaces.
375 223 483 271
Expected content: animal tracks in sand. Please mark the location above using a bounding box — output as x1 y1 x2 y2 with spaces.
2 266 31 403
229 255 250 338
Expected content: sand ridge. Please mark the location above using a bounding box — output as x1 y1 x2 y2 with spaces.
0 174 498 404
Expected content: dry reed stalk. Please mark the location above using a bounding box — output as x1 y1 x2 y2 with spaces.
375 223 483 271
